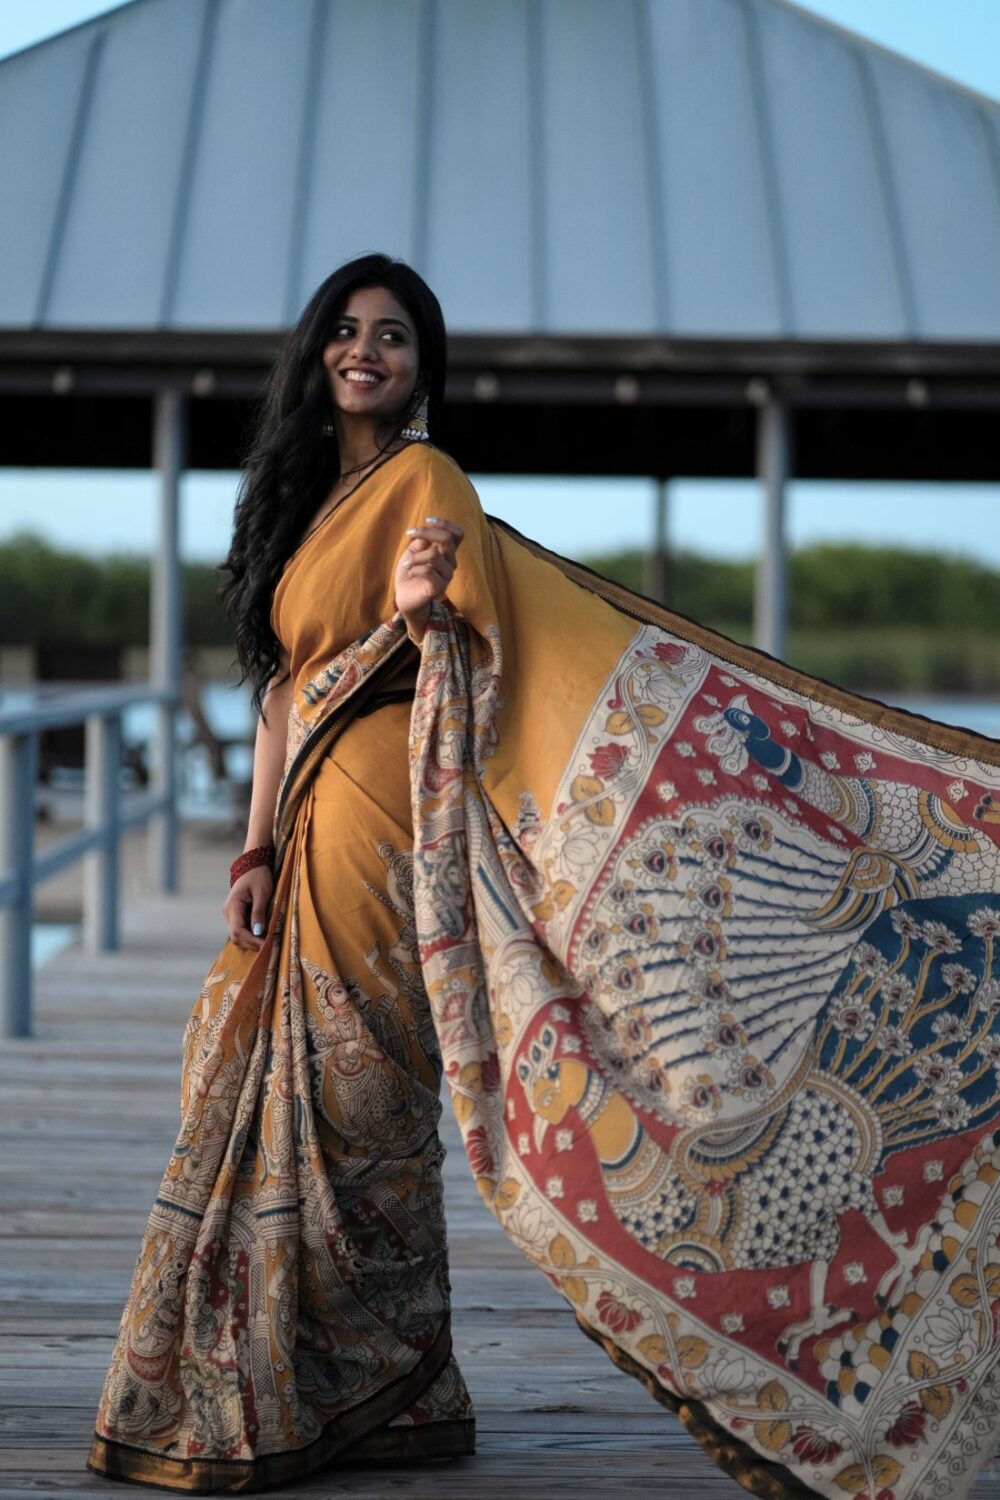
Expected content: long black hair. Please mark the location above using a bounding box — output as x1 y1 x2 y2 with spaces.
218 253 447 715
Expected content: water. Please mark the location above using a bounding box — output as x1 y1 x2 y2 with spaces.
0 680 255 818
123 681 254 816
889 697 1000 741
32 923 77 968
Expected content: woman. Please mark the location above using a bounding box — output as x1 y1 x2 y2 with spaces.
88 256 475 1491
90 254 1000 1499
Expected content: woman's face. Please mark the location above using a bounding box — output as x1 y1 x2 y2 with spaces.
321 285 421 426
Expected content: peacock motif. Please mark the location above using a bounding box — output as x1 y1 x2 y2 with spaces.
514 686 1000 1364
519 893 1000 1361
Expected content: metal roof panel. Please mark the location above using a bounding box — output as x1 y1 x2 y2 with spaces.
169 0 315 328
43 0 203 328
295 0 425 317
646 0 784 337
752 1 908 338
539 0 658 334
0 30 94 327
868 50 1000 339
423 0 534 332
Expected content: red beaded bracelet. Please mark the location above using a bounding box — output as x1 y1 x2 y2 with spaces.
229 844 276 887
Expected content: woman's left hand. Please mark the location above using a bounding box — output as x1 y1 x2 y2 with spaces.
395 518 464 642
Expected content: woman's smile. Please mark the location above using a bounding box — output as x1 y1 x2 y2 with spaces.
340 368 384 386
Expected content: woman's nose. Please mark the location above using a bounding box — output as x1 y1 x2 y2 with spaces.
350 327 379 361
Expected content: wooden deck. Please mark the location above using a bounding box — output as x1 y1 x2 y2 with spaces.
3 823 1000 1497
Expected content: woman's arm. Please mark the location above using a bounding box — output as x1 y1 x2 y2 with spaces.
222 658 293 950
244 663 293 850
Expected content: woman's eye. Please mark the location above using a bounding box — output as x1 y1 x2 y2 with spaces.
332 326 404 342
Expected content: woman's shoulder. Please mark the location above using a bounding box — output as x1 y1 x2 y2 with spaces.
395 440 474 486
388 441 483 516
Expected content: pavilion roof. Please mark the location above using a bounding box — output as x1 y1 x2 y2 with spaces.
2 0 999 347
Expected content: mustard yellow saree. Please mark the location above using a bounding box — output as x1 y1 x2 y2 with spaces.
91 441 1000 1499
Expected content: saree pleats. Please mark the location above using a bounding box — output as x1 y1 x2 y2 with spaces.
88 699 473 1492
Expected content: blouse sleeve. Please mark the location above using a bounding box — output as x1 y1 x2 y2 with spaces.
386 446 502 646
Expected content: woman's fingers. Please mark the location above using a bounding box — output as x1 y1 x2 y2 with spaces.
404 545 454 578
222 874 270 950
223 902 250 949
404 541 456 572
400 543 455 597
249 890 268 941
227 903 263 950
407 519 465 545
405 523 463 564
396 519 462 617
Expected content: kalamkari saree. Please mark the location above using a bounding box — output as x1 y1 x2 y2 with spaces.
90 440 1000 1498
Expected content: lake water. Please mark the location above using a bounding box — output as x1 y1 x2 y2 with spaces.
893 698 1000 740
32 922 77 967
124 681 255 815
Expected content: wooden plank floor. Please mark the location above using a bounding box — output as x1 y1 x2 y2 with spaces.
5 824 1000 1497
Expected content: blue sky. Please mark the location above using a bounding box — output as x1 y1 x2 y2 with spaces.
1 0 997 565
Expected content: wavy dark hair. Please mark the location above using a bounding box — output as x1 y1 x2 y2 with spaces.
218 253 447 716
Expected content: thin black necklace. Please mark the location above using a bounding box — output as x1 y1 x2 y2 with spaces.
338 452 381 481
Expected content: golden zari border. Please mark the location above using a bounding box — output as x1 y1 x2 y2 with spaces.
86 1319 458 1495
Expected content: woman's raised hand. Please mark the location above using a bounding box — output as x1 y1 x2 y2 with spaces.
395 517 464 643
222 866 274 951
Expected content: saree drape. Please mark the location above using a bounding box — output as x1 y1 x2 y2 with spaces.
91 441 1000 1499
87 449 477 1493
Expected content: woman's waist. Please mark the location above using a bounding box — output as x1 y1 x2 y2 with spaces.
310 694 415 822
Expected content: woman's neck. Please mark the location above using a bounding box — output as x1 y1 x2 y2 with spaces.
333 414 382 472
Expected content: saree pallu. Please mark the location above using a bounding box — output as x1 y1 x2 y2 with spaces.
92 440 1000 1499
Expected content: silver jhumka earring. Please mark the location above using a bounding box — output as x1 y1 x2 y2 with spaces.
401 392 430 443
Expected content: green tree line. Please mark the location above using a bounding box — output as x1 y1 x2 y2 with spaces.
584 543 997 633
2 531 997 692
0 533 228 649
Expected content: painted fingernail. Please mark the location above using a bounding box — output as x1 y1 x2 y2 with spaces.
252 922 265 937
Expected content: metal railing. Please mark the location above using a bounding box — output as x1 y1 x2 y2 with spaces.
0 685 179 1039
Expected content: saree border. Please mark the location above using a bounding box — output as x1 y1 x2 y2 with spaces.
86 1318 457 1495
573 1311 816 1500
272 627 413 872
491 516 1000 768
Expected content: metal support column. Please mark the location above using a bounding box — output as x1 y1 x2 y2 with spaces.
754 398 792 659
643 480 670 605
148 389 186 894
83 712 122 953
0 733 37 1039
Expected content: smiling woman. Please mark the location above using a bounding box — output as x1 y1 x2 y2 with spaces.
85 251 1000 1500
86 254 474 1493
